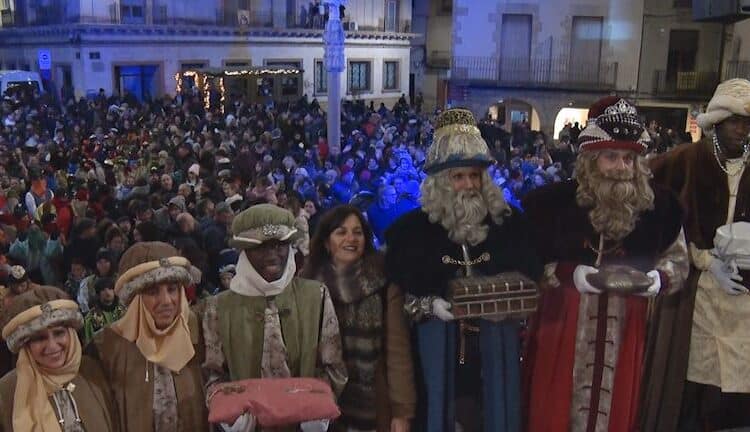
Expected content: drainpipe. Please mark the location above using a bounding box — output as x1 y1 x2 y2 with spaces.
634 4 646 99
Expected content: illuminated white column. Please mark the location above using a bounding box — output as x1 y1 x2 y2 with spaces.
323 0 346 156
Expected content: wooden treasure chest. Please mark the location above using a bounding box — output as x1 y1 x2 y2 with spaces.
447 272 538 320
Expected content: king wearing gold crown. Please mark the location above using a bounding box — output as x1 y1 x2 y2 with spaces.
522 96 689 432
385 108 542 431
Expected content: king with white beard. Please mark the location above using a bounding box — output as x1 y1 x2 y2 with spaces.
384 108 542 432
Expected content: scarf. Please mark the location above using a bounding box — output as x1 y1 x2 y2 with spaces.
229 247 296 297
13 327 82 432
315 256 386 430
230 247 298 380
110 289 194 373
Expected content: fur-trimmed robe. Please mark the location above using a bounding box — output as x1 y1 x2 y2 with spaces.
522 180 685 432
385 208 543 431
85 315 208 432
310 254 416 432
642 138 750 431
0 355 119 432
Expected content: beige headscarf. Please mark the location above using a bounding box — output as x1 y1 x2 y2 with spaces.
14 327 82 432
110 288 195 373
111 242 199 372
1 291 83 432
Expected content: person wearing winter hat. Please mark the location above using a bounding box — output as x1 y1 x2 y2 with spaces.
86 241 208 432
81 276 125 344
6 265 33 298
200 204 347 432
0 286 117 431
384 108 543 431
217 264 236 292
647 78 750 430
187 163 201 188
522 96 689 432
77 248 117 315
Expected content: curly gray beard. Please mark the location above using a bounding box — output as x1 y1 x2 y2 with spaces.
575 154 655 241
421 170 510 246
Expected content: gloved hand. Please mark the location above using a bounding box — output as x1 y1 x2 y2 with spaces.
572 265 602 294
431 298 454 321
636 270 661 297
220 413 255 432
708 256 748 295
300 419 330 432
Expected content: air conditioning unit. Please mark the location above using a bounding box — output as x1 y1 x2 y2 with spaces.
344 21 357 31
693 0 750 22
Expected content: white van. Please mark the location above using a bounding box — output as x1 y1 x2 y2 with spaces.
0 70 45 96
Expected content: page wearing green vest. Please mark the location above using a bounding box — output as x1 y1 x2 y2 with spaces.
217 278 324 381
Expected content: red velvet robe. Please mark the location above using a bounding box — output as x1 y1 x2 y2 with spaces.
521 180 683 432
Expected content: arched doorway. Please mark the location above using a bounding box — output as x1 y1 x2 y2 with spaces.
553 107 589 139
486 98 540 131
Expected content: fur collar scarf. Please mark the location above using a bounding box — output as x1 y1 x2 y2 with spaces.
317 253 387 305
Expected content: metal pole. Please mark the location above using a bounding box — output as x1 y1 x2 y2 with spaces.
324 0 346 157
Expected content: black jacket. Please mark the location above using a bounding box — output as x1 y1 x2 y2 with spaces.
384 208 543 298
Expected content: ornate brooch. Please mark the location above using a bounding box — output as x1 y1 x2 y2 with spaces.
40 302 54 320
262 224 283 238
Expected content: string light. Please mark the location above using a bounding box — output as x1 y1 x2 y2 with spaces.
203 75 211 111
218 77 225 114
174 67 303 112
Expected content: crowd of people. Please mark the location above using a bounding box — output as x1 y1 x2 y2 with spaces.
2 74 748 432
0 84 569 297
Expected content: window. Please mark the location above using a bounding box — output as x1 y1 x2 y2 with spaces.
1 0 10 9
315 60 327 94
674 0 692 7
121 0 145 24
385 0 398 32
440 0 452 14
89 52 101 60
500 14 532 81
383 61 399 90
224 61 250 67
570 16 603 83
348 61 371 92
265 59 302 69
181 62 205 70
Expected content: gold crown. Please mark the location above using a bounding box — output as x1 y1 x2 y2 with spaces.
435 108 480 133
435 108 480 135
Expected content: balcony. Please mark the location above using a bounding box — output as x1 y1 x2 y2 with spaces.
725 61 750 80
450 56 619 91
652 70 719 99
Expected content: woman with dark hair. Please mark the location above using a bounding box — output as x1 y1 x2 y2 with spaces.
302 205 416 432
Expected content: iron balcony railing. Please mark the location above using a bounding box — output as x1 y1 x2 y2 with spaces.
451 56 619 90
652 70 719 99
725 61 750 80
24 11 410 34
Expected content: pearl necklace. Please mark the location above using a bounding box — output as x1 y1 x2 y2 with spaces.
712 132 750 176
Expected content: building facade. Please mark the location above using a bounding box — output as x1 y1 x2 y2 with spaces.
0 0 415 106
417 0 749 139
